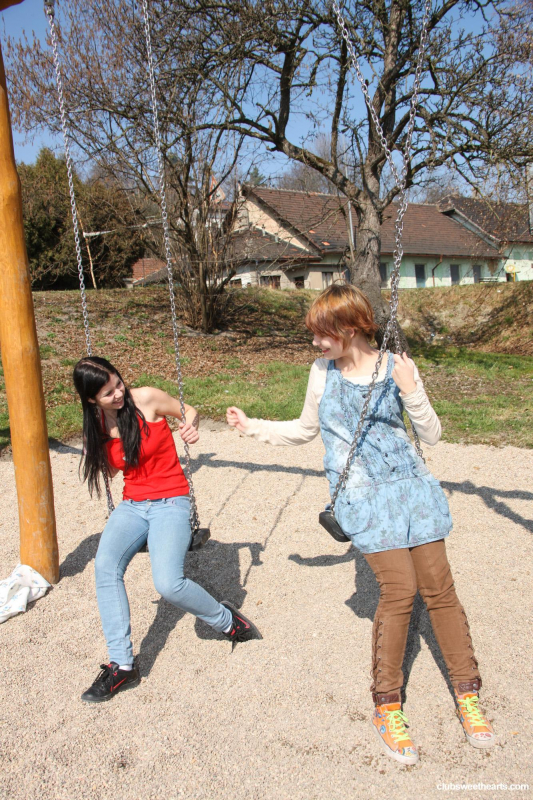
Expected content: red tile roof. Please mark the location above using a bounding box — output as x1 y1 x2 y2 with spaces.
244 186 500 259
228 227 317 265
380 204 500 259
438 195 533 244
243 185 351 252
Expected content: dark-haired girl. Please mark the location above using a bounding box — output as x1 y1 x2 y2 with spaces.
73 356 260 703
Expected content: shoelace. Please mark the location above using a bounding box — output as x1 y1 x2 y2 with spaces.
230 622 249 642
384 709 412 745
94 663 115 688
457 695 487 729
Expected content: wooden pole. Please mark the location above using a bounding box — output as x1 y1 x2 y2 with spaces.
0 31 59 582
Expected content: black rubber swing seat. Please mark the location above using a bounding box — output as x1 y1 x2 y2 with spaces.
189 527 211 551
318 510 350 543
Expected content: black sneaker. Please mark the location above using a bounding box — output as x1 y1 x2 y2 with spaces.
81 662 140 703
221 601 262 648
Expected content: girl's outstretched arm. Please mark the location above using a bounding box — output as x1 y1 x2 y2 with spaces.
226 360 328 446
392 354 442 445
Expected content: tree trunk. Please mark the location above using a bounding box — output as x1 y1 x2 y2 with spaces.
198 261 209 333
350 201 387 319
350 201 410 355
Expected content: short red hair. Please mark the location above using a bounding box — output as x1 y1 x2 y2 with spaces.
305 283 378 343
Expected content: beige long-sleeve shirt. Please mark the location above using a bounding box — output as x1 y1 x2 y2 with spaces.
243 356 441 447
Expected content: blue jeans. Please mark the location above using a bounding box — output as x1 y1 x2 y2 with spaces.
94 495 232 665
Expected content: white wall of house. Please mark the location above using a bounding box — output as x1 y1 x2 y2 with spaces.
379 257 508 288
235 256 533 291
232 263 345 290
501 246 533 282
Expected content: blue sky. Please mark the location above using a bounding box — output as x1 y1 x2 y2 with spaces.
1 0 60 163
2 0 487 180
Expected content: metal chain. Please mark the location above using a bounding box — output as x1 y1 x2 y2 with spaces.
329 0 431 510
141 0 200 533
45 0 115 515
44 1 92 357
332 0 431 187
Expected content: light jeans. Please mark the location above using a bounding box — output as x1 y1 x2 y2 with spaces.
94 495 232 665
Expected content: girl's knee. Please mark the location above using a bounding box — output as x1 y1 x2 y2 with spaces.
379 573 418 607
94 546 129 584
420 579 459 610
154 573 187 602
94 549 114 580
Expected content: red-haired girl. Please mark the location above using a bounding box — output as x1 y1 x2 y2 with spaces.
227 283 493 765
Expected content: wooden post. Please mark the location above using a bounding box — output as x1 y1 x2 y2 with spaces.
0 21 59 583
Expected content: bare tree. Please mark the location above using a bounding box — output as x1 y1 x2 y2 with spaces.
276 134 341 194
161 0 533 327
5 0 251 332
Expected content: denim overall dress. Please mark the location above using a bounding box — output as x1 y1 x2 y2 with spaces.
318 354 452 554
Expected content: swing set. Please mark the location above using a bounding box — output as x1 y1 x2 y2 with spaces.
0 0 431 583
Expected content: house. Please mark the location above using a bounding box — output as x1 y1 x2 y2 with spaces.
438 195 533 283
129 187 533 290
130 256 167 286
232 186 505 289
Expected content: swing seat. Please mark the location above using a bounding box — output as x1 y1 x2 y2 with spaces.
189 527 211 551
319 509 350 542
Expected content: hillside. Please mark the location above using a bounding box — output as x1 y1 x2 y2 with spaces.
394 282 533 356
0 282 531 451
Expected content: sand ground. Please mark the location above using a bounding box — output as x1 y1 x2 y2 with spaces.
0 426 531 800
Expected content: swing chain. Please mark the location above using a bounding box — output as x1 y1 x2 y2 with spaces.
45 1 116 516
329 0 431 510
331 0 432 190
140 0 200 534
44 0 92 360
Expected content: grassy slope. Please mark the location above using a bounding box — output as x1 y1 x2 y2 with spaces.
0 284 531 451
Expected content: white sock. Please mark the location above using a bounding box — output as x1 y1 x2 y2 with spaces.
119 664 133 671
223 622 233 633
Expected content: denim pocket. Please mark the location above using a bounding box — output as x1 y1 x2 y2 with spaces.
336 487 373 535
167 495 190 508
427 478 450 516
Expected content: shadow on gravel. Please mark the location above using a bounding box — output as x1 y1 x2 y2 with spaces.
138 539 265 677
60 532 101 578
442 480 533 534
49 438 83 455
191 452 324 480
289 547 453 704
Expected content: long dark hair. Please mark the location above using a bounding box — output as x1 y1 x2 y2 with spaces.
73 356 148 497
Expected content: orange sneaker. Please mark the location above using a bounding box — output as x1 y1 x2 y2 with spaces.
372 695 419 765
455 690 495 749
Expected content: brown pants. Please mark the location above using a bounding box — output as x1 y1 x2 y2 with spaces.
364 540 481 700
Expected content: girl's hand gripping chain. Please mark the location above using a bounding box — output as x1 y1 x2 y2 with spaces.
391 353 417 395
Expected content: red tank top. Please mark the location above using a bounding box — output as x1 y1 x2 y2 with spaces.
106 416 189 501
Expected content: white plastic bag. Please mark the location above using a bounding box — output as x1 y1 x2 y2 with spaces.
0 564 51 624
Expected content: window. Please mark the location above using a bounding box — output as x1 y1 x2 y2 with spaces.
230 278 242 287
260 275 281 289
322 271 334 288
379 262 388 287
294 276 305 289
415 264 426 288
473 265 481 283
450 264 460 285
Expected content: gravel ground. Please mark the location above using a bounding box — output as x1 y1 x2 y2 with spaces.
0 426 532 800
